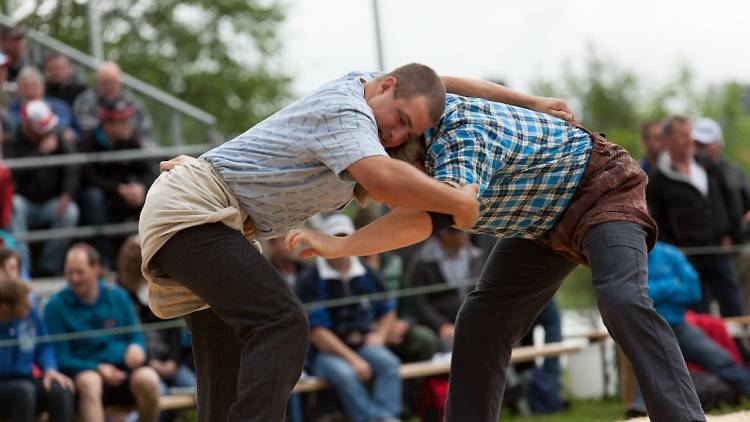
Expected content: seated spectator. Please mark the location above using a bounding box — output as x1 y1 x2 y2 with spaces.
9 67 76 136
296 214 402 422
76 100 156 262
44 243 161 421
116 235 196 391
0 52 14 112
5 100 79 276
629 241 750 414
266 236 309 291
74 61 154 147
43 52 87 109
0 247 20 278
406 227 483 350
0 26 27 83
0 276 75 422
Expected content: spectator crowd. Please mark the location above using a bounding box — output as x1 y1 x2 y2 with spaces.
1 23 750 422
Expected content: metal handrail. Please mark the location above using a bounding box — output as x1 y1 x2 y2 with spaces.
2 144 211 169
0 14 216 126
13 221 138 243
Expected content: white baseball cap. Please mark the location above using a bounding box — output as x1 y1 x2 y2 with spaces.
21 100 59 135
321 214 355 237
691 117 723 145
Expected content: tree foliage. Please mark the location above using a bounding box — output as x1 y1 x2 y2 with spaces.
12 0 291 137
530 47 750 172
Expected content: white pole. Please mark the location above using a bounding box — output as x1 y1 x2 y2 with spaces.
87 0 103 61
371 0 385 71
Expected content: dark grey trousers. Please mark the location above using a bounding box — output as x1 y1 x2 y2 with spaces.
153 222 310 422
444 222 705 422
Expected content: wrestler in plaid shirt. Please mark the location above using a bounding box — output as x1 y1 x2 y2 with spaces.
424 93 593 238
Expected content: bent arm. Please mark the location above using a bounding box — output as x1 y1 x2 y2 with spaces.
442 76 575 122
287 207 433 259
311 327 360 362
347 156 478 229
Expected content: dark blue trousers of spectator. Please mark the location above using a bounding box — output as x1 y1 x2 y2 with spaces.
520 299 562 382
673 323 750 398
445 222 705 422
687 253 744 317
0 379 74 422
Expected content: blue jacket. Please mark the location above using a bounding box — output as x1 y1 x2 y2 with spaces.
296 264 395 348
0 308 57 379
43 281 146 376
647 242 702 326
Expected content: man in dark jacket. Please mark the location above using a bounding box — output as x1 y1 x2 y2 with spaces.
646 115 743 316
405 227 483 349
77 99 157 226
4 100 79 276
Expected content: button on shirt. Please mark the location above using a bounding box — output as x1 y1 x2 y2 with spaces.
202 72 387 238
424 94 593 239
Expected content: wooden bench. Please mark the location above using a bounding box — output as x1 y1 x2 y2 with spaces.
158 340 586 410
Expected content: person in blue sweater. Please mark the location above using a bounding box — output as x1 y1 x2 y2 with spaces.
44 243 160 421
645 242 750 401
0 276 74 422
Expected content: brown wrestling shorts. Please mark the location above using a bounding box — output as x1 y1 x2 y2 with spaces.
536 132 657 266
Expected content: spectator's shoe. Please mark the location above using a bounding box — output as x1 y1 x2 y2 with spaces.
625 407 647 419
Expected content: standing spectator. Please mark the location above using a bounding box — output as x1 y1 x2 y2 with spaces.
296 214 402 422
646 115 743 316
0 276 75 422
4 100 79 276
43 52 87 109
74 61 154 147
406 227 484 350
9 67 75 135
692 117 750 314
44 243 161 422
116 235 196 391
639 120 664 174
0 26 27 83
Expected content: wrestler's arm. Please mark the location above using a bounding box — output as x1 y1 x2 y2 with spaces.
347 156 479 229
441 76 575 122
286 207 433 259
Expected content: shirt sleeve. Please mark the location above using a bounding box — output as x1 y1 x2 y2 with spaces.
32 309 58 372
428 122 494 195
306 106 387 175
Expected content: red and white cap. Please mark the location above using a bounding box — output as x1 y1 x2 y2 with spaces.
21 100 59 135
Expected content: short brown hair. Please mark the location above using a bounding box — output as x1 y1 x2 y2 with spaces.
384 63 446 124
0 276 30 309
662 115 690 137
640 120 661 139
68 242 101 267
353 136 428 205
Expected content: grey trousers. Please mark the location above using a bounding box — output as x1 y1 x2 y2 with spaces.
153 222 310 422
444 222 705 422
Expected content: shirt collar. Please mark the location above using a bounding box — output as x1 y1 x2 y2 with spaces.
316 256 367 282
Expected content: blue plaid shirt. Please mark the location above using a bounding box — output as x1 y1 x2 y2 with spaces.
424 94 593 239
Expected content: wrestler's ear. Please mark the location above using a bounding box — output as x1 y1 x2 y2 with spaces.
378 76 397 94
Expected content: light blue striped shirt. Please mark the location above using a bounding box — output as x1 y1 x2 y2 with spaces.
202 72 386 238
